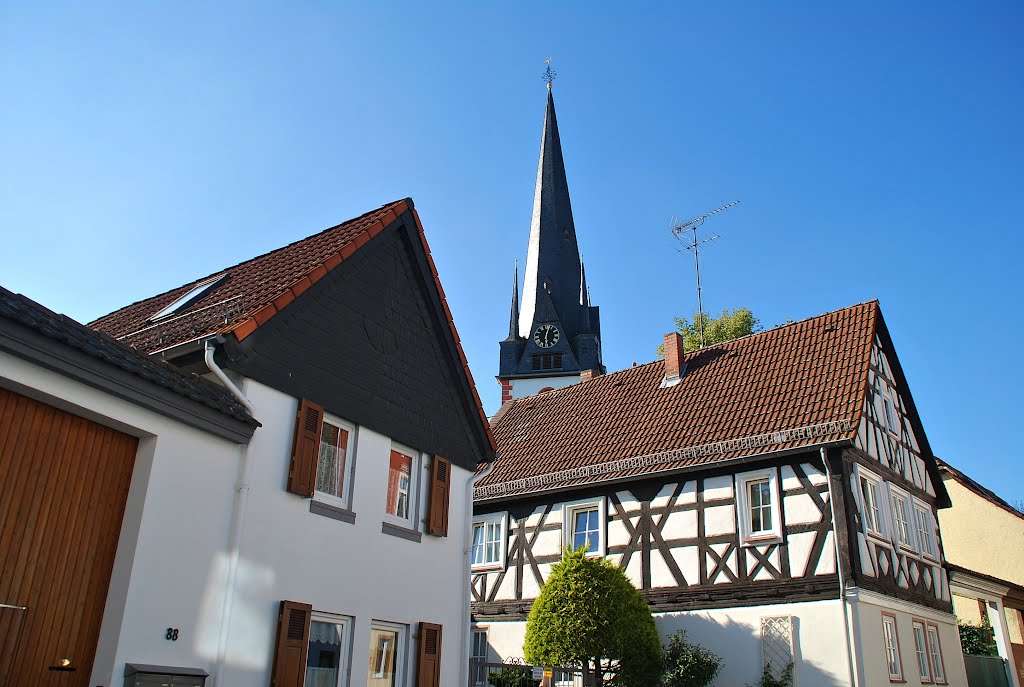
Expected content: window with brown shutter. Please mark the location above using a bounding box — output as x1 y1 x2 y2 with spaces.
416 622 442 687
427 456 451 537
270 600 312 687
288 399 324 496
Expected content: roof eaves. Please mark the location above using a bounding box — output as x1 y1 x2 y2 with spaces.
408 208 498 456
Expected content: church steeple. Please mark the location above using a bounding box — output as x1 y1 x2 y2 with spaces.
518 88 582 340
498 82 604 399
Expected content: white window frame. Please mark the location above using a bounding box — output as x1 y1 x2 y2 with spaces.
926 623 946 684
881 387 901 436
368 620 407 686
313 414 357 510
912 620 932 683
735 467 783 545
562 496 606 558
471 513 507 571
307 611 353 687
913 501 938 560
882 613 904 681
889 484 916 551
471 627 489 687
384 443 420 528
150 274 226 321
857 468 886 538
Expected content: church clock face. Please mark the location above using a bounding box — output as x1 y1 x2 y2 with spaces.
533 324 560 348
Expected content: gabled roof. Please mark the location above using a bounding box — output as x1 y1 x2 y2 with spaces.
480 301 880 499
937 458 1024 522
91 198 496 453
91 201 408 353
0 286 258 439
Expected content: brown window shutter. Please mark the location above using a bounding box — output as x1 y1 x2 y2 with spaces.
427 456 451 537
288 399 323 496
416 622 442 687
270 600 311 687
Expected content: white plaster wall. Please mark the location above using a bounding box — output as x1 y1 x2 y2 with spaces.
0 352 243 687
853 592 968 687
510 375 580 399
217 379 475 686
3 354 477 687
478 599 851 687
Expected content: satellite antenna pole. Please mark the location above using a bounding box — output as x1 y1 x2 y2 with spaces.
670 200 741 349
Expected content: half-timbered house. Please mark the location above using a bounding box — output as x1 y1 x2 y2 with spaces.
474 301 968 686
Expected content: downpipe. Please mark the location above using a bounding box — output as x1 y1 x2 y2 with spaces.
822 447 861 687
206 338 258 687
461 460 495 687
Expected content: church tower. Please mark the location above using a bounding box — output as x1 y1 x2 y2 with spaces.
498 86 604 402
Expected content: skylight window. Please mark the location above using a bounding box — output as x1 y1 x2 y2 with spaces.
149 274 227 322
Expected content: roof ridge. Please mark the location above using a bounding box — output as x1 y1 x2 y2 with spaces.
88 199 410 326
504 300 881 408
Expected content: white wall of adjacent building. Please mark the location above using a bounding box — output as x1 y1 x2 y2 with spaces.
851 589 968 687
476 600 850 686
509 374 580 399
1 351 475 687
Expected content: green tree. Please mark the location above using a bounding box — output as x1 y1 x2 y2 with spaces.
659 630 722 687
958 617 998 656
524 548 661 687
657 307 761 356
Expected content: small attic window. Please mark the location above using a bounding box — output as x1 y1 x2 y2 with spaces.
150 274 228 322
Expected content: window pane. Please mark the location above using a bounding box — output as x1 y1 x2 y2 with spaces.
369 628 398 685
913 625 930 679
472 525 484 565
386 452 413 518
316 423 347 498
761 505 772 531
308 621 343 687
572 507 599 553
750 509 762 533
928 627 944 680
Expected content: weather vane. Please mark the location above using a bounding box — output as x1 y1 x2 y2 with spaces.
543 57 556 88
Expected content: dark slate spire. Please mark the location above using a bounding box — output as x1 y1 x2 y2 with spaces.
505 261 521 342
519 88 581 340
579 257 589 307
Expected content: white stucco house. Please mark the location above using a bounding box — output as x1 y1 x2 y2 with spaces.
0 198 496 687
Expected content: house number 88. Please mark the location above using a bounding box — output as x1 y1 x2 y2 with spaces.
166 628 179 641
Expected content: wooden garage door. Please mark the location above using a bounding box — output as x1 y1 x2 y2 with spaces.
0 387 138 687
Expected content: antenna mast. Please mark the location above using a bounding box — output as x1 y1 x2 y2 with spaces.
670 200 740 349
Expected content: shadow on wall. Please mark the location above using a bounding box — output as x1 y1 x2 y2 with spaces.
657 612 848 687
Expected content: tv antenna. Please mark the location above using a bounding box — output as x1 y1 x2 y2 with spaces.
670 200 741 349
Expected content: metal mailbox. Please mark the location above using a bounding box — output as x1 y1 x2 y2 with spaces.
124 663 208 687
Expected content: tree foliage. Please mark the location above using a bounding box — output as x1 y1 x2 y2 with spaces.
659 631 722 687
746 661 794 687
657 307 762 356
524 548 661 687
958 617 998 656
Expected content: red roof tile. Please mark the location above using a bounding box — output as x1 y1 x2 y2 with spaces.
479 301 879 498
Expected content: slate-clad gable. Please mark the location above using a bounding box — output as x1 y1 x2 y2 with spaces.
223 221 483 470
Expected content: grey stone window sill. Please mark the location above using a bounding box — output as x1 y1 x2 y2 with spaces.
310 500 356 524
381 521 422 543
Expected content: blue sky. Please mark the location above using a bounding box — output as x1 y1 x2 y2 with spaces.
1 2 1021 504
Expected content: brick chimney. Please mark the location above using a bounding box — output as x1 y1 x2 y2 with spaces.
580 368 602 381
662 332 685 387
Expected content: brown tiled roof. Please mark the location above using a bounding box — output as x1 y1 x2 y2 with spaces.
90 198 496 451
480 301 879 498
91 200 410 352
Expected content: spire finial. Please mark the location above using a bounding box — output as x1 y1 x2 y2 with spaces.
507 259 521 340
543 57 556 90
